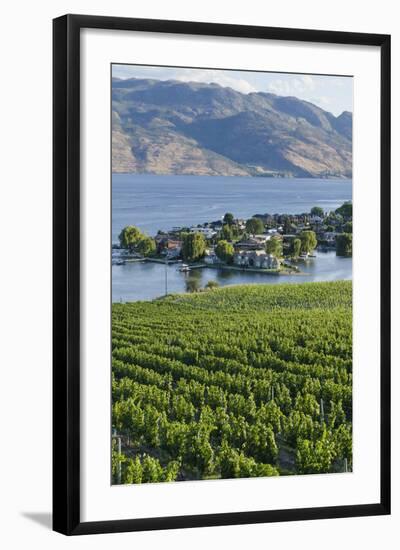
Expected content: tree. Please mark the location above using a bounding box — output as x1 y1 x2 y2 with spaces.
343 221 352 234
223 212 235 226
245 217 264 235
219 224 233 241
119 225 142 249
205 280 219 290
186 276 201 293
335 201 352 220
336 233 352 257
311 206 324 218
291 238 301 258
136 236 156 257
266 236 283 257
182 232 206 262
300 230 317 255
215 240 235 263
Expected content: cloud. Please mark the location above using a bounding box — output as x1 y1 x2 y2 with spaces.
112 65 352 115
112 65 257 94
266 75 317 97
174 69 257 94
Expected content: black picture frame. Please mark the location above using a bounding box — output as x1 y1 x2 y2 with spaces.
53 14 391 536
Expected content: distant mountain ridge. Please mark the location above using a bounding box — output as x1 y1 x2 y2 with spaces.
112 77 352 178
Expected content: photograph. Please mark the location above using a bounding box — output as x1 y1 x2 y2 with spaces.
111 63 353 484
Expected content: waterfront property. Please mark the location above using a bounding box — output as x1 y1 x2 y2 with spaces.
233 249 280 269
204 249 220 265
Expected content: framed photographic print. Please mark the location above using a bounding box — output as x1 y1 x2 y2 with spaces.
53 14 391 535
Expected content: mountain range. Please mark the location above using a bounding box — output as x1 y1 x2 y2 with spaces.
112 77 352 178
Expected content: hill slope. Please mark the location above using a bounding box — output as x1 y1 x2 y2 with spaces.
112 281 352 482
112 78 352 178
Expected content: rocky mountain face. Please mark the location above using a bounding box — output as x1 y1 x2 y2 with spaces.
112 78 352 178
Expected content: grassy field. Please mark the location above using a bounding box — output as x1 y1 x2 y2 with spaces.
112 281 352 484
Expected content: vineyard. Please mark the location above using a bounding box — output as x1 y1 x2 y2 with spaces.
112 281 352 484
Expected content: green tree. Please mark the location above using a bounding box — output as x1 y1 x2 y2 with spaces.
343 221 353 234
205 280 220 290
291 238 302 258
336 233 352 257
186 276 201 293
311 206 324 218
245 217 264 235
266 236 283 257
118 225 142 249
223 212 235 225
182 232 206 262
335 201 352 219
300 230 317 255
215 240 235 263
136 236 156 257
219 224 233 241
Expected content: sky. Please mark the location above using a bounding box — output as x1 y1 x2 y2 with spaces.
112 64 353 117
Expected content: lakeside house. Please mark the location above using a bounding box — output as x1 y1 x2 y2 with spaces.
252 234 272 244
235 235 271 250
204 249 219 265
233 249 280 269
321 232 338 244
189 226 217 239
158 238 182 258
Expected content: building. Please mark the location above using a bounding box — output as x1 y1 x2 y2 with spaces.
233 250 280 269
160 239 182 258
252 234 271 244
321 232 338 244
189 226 217 239
235 237 265 250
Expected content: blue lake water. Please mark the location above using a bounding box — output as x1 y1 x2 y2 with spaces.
112 174 352 302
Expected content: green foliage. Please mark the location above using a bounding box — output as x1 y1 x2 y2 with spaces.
266 236 283 257
112 281 352 483
343 221 352 234
119 225 142 249
125 456 143 484
223 212 235 225
291 238 301 258
205 280 220 290
300 230 318 254
182 233 206 262
336 233 352 257
215 240 235 263
296 427 336 474
118 225 155 256
136 236 156 257
245 217 264 235
219 224 233 241
335 201 352 220
311 206 324 217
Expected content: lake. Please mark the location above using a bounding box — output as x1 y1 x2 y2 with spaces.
112 174 352 302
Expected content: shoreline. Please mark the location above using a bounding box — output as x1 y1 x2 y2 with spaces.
194 262 305 276
125 279 352 304
118 256 305 276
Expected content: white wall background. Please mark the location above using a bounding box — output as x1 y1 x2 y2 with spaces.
0 0 398 547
